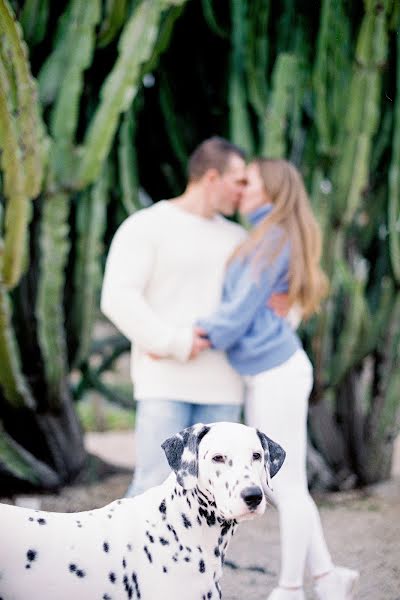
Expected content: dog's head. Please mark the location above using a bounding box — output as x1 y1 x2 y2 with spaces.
162 421 285 521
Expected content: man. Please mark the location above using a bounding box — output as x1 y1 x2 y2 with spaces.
101 137 248 496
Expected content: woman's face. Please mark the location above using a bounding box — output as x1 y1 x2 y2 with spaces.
239 163 271 216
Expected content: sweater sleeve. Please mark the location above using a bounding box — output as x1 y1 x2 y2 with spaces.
101 213 193 361
197 243 289 351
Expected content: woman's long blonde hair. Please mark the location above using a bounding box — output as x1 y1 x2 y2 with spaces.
233 158 329 318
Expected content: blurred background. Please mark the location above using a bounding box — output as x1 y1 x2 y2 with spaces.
0 0 399 495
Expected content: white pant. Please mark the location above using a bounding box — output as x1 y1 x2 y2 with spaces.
245 349 334 588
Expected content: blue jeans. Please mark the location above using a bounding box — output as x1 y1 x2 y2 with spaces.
126 399 241 496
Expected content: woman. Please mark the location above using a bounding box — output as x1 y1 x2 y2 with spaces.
197 159 359 600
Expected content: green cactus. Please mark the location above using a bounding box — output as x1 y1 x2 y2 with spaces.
0 424 58 486
35 0 101 404
333 1 389 224
20 0 49 46
201 0 228 38
118 107 141 215
229 0 254 154
261 53 298 158
76 0 181 188
0 0 47 289
313 0 351 157
159 74 188 176
388 28 400 283
0 0 398 494
71 166 109 366
35 192 70 406
0 286 35 409
97 0 128 48
245 0 269 134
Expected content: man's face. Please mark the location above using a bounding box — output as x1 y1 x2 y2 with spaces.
211 154 247 216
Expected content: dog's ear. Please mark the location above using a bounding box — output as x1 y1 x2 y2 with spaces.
256 429 286 488
162 423 211 490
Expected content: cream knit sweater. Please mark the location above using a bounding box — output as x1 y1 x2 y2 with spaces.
101 201 245 405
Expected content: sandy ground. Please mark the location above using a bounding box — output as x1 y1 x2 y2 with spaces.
2 430 399 599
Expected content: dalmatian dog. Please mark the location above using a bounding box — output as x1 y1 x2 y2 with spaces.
0 421 285 600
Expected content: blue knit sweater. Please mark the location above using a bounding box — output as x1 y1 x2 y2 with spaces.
198 205 300 375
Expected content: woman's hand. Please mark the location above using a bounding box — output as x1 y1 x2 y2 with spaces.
188 327 210 359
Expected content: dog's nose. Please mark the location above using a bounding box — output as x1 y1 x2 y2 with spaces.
240 486 263 509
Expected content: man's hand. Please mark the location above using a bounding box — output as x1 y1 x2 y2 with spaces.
268 292 290 317
188 326 210 359
148 327 210 361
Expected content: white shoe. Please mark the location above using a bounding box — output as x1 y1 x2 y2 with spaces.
267 588 305 600
314 566 359 600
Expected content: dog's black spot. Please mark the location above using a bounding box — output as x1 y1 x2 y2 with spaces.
123 574 133 598
159 500 166 514
214 546 220 557
132 571 141 598
182 513 192 529
144 546 152 563
26 549 37 562
199 559 206 573
159 537 169 545
163 565 168 573
167 523 179 542
68 563 86 579
122 558 127 569
228 459 233 467
103 541 110 553
28 517 34 522
146 531 154 543
103 595 111 600
127 543 133 552
37 518 46 525
109 572 116 583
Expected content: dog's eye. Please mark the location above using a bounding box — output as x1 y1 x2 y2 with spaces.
212 454 225 464
252 452 262 461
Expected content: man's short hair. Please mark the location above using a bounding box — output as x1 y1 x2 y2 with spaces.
187 136 246 182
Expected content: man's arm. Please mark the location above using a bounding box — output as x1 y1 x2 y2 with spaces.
101 215 193 361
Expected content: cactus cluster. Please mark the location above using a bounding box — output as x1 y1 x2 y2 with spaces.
0 0 398 490
0 0 189 489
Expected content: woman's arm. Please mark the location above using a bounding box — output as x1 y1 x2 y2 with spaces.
197 244 289 350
